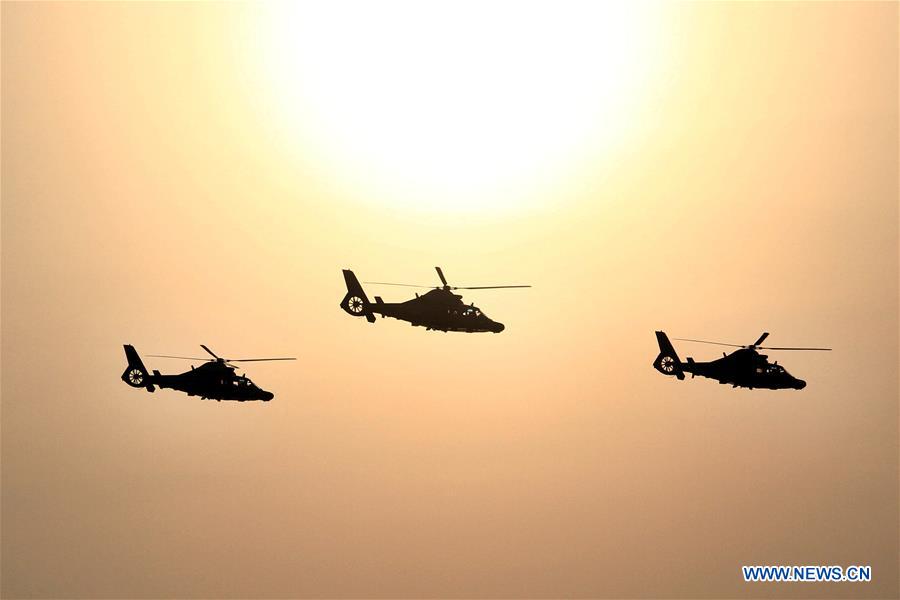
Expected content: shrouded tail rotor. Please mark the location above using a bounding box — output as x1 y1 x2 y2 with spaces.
124 367 145 386
121 344 156 392
653 331 685 380
340 269 376 323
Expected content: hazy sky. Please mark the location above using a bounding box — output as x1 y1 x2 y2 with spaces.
2 2 897 598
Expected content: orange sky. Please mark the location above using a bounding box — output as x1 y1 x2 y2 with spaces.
2 2 897 598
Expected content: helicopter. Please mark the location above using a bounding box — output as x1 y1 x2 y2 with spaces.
340 266 530 333
652 331 831 390
120 344 295 401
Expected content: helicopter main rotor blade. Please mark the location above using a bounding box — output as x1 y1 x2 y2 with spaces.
756 346 832 351
146 354 209 360
200 344 220 359
673 338 745 348
363 281 433 288
226 357 298 362
752 332 770 347
435 266 448 287
450 285 532 290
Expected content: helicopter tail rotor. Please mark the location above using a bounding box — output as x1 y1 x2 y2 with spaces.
340 269 376 323
121 344 156 392
653 331 685 380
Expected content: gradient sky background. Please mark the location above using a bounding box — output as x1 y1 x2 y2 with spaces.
2 2 897 598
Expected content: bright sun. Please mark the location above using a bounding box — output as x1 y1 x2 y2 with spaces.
255 2 662 213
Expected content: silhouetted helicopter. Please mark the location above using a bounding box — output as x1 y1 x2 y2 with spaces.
652 331 830 390
121 344 295 401
340 266 530 333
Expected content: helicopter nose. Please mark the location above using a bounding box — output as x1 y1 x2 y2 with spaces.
261 391 274 401
493 322 505 333
795 380 806 390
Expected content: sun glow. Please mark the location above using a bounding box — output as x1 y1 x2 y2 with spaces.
256 2 663 213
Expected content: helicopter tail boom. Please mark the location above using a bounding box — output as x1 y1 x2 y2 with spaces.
340 270 376 323
653 331 685 380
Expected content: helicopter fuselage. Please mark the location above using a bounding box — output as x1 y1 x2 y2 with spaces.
371 289 505 333
340 268 525 333
652 332 810 390
680 349 806 390
147 365 274 401
122 346 275 401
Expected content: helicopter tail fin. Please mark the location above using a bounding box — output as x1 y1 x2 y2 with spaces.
121 345 156 391
340 269 376 323
653 331 685 380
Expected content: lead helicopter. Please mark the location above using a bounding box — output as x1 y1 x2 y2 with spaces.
340 266 530 333
121 344 295 401
652 331 831 390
